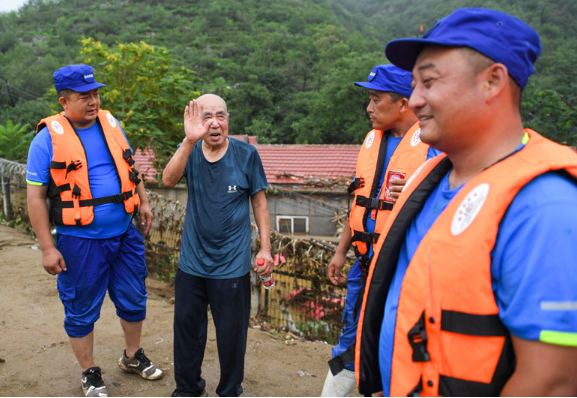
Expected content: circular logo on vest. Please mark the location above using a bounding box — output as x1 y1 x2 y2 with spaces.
365 131 375 149
51 120 64 135
451 183 490 236
402 159 429 192
410 129 422 147
106 112 117 128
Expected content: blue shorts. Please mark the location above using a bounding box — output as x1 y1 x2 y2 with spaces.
56 224 148 337
332 258 363 371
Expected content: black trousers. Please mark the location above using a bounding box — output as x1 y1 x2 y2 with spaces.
173 269 251 397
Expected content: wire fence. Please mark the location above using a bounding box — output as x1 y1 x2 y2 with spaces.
0 158 355 344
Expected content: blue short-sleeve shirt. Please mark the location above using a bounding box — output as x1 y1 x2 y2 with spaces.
26 119 132 239
178 138 268 279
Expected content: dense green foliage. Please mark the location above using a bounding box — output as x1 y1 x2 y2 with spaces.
0 120 33 161
75 38 200 168
0 0 575 155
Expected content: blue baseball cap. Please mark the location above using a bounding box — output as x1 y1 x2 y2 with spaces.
53 64 106 92
354 64 412 97
385 8 541 91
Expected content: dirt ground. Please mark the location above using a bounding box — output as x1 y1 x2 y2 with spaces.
0 225 359 397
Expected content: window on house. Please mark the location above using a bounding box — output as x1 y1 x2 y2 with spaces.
276 216 309 234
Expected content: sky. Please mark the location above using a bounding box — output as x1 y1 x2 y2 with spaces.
0 0 29 13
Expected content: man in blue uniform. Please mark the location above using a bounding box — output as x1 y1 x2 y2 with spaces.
163 94 273 397
26 64 163 397
322 65 441 396
356 8 577 396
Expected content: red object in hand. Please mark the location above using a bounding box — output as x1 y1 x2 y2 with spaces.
256 258 275 289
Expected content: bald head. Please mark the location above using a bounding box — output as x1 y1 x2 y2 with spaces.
197 94 228 114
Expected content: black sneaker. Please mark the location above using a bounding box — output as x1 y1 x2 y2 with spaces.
171 388 208 397
118 348 164 380
81 367 108 397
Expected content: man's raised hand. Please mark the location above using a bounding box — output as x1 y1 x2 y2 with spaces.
184 100 209 143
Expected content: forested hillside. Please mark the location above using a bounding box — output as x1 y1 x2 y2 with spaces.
0 0 575 160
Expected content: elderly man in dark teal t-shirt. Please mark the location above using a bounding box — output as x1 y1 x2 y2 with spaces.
163 94 273 397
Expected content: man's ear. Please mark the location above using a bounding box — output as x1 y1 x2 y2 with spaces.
398 97 410 114
484 63 508 103
58 96 68 109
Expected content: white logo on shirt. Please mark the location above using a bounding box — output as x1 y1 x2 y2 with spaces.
51 120 64 135
228 185 237 193
410 129 422 147
365 131 375 149
106 113 117 128
451 183 490 235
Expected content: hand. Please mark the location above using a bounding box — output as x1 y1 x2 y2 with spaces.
328 252 347 285
389 178 407 203
42 246 66 275
139 202 153 236
255 250 274 277
183 100 209 143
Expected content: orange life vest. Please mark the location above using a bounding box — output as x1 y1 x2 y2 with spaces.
355 130 577 396
348 122 429 256
36 110 141 227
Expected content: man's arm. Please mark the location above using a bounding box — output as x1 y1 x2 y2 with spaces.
162 139 195 188
501 336 577 396
251 190 273 277
162 100 209 188
327 221 351 285
133 162 152 236
26 184 66 275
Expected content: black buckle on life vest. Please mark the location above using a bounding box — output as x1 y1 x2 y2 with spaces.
351 231 380 245
71 184 81 199
347 177 365 194
356 196 394 211
65 160 83 178
123 149 135 166
351 231 373 244
408 311 431 363
129 168 140 182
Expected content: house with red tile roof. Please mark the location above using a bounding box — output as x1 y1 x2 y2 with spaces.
134 136 359 188
133 136 361 237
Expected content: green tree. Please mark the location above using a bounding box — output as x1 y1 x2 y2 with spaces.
70 38 200 174
0 120 33 162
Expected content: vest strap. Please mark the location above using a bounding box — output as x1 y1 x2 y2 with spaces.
50 190 135 209
441 310 508 337
49 161 66 170
356 195 394 211
56 183 71 193
407 311 431 363
351 231 380 244
348 177 365 194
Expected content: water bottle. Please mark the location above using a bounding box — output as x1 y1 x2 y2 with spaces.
256 258 275 289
